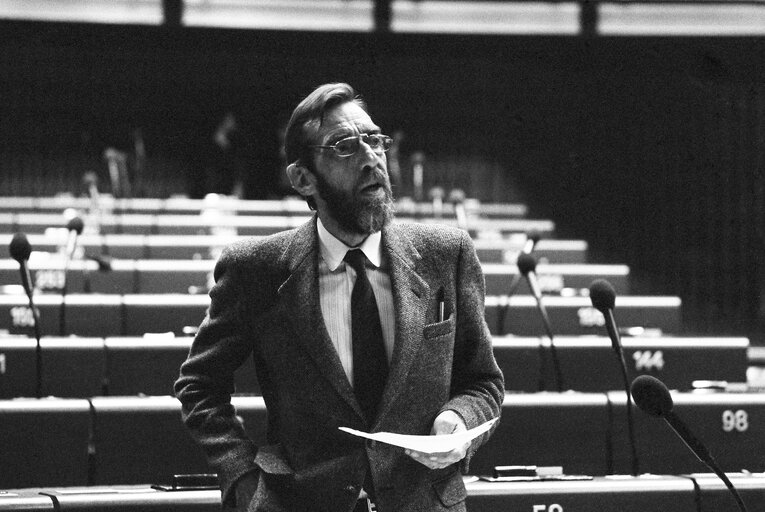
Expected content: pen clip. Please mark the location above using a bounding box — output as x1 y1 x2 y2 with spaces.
437 288 445 322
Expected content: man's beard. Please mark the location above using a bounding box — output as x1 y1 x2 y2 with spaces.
313 168 395 235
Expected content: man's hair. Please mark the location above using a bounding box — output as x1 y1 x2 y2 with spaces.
284 83 367 209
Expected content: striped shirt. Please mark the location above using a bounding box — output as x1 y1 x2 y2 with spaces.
317 218 395 387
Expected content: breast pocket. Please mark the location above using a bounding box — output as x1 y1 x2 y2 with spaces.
423 314 455 340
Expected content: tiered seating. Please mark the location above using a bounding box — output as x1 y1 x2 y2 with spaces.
1 194 761 509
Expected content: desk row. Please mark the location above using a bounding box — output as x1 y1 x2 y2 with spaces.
3 474 765 512
0 335 749 398
0 212 555 238
0 294 682 337
0 259 626 296
0 233 588 264
0 196 528 218
2 393 765 489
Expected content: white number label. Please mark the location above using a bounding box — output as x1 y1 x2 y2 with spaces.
577 307 605 327
35 269 65 290
722 410 748 432
10 306 35 328
633 350 665 371
533 505 563 512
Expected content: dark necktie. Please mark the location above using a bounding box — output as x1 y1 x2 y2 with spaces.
344 249 388 426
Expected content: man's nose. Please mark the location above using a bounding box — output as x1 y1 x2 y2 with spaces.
357 138 384 166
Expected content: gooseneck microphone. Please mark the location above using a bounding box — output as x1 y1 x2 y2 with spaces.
428 186 445 219
61 216 84 334
506 231 542 297
631 375 749 512
411 151 425 202
9 233 43 398
448 188 468 231
590 278 639 475
518 252 563 392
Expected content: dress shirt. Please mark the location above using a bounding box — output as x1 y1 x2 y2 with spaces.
317 218 395 387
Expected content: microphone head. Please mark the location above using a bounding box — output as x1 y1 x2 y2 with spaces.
428 186 445 200
448 188 465 204
631 375 674 417
9 233 32 263
516 252 537 276
411 151 425 165
526 230 541 245
66 216 85 234
589 279 616 312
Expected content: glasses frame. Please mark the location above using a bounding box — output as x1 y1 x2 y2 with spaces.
309 133 393 158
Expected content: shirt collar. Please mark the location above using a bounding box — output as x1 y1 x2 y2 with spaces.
317 217 382 272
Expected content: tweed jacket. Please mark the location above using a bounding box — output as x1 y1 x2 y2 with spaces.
174 215 504 512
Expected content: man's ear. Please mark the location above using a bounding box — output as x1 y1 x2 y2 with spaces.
286 161 317 197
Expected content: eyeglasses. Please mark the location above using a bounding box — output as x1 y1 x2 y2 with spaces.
309 133 393 158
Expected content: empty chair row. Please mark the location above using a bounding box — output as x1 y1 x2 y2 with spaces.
0 212 555 238
0 293 682 337
2 392 764 489
0 196 529 219
0 259 627 296
0 233 588 264
0 335 749 399
3 474 765 512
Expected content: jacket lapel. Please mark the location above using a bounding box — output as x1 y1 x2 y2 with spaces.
276 217 363 418
375 224 430 426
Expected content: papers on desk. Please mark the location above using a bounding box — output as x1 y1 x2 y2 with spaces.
339 418 498 454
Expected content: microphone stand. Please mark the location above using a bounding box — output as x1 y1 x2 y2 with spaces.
605 309 639 476
20 265 43 398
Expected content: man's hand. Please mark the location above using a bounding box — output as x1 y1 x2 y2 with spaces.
234 472 259 512
404 410 469 469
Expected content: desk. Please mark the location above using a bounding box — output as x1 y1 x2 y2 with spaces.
0 398 92 488
609 391 765 476
494 336 749 392
0 258 626 296
0 476 711 512
4 394 765 490
2 335 747 398
0 196 528 219
485 295 683 336
0 212 554 237
0 293 682 338
0 233 589 264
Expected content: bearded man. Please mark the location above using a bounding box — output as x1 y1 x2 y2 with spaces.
175 83 503 512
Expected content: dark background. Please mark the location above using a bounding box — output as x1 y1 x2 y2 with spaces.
1 20 763 340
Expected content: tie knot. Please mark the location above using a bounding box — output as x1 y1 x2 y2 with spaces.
344 249 368 273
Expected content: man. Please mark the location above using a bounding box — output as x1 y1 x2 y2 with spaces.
175 83 504 512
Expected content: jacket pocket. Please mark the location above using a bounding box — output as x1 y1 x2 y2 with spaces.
423 314 455 339
432 469 467 507
254 443 294 476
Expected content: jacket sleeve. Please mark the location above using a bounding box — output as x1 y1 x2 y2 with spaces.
174 247 259 508
439 230 505 472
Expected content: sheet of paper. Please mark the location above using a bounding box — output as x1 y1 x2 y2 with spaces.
339 417 498 454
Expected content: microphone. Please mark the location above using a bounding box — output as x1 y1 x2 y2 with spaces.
428 186 445 219
590 278 639 475
506 231 542 297
9 233 43 398
64 216 85 267
10 233 33 299
517 252 563 392
410 151 425 202
60 216 84 334
631 375 750 512
448 188 468 231
523 230 541 254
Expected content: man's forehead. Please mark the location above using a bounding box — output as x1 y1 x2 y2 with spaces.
306 102 378 140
